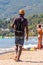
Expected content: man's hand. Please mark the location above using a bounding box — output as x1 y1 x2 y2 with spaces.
10 24 13 27
10 23 14 28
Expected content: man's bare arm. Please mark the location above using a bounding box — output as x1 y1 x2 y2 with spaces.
25 26 29 40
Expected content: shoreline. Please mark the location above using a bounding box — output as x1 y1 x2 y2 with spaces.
0 36 38 38
0 44 38 54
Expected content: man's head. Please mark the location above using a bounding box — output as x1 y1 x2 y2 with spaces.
19 9 25 16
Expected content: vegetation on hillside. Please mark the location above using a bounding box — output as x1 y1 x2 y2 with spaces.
0 14 43 37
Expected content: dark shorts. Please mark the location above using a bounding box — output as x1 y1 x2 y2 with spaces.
15 36 24 46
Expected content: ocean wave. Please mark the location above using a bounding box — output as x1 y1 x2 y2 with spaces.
0 47 15 54
0 44 37 54
23 44 37 49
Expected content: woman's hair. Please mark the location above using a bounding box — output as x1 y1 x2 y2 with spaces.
38 24 41 28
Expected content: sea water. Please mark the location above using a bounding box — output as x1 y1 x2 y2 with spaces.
0 37 43 53
0 37 38 48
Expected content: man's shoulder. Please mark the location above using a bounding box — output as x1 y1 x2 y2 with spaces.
14 17 27 22
24 17 27 20
15 17 21 21
24 18 28 23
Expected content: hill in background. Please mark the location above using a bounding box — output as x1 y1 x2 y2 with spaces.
0 0 43 18
0 14 43 36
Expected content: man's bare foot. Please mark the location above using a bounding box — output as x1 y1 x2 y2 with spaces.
14 57 19 62
14 55 17 60
15 55 17 58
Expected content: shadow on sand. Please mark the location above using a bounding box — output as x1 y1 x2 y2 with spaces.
17 60 43 63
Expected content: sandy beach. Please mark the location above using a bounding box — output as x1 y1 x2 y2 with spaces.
0 49 43 65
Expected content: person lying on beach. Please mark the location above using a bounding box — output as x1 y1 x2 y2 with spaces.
11 9 28 61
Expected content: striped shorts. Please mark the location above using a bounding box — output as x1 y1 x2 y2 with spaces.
15 36 24 46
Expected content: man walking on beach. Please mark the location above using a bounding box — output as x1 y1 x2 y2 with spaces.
11 9 28 61
37 24 43 49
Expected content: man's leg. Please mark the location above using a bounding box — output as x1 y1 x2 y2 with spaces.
17 46 22 61
15 45 18 58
